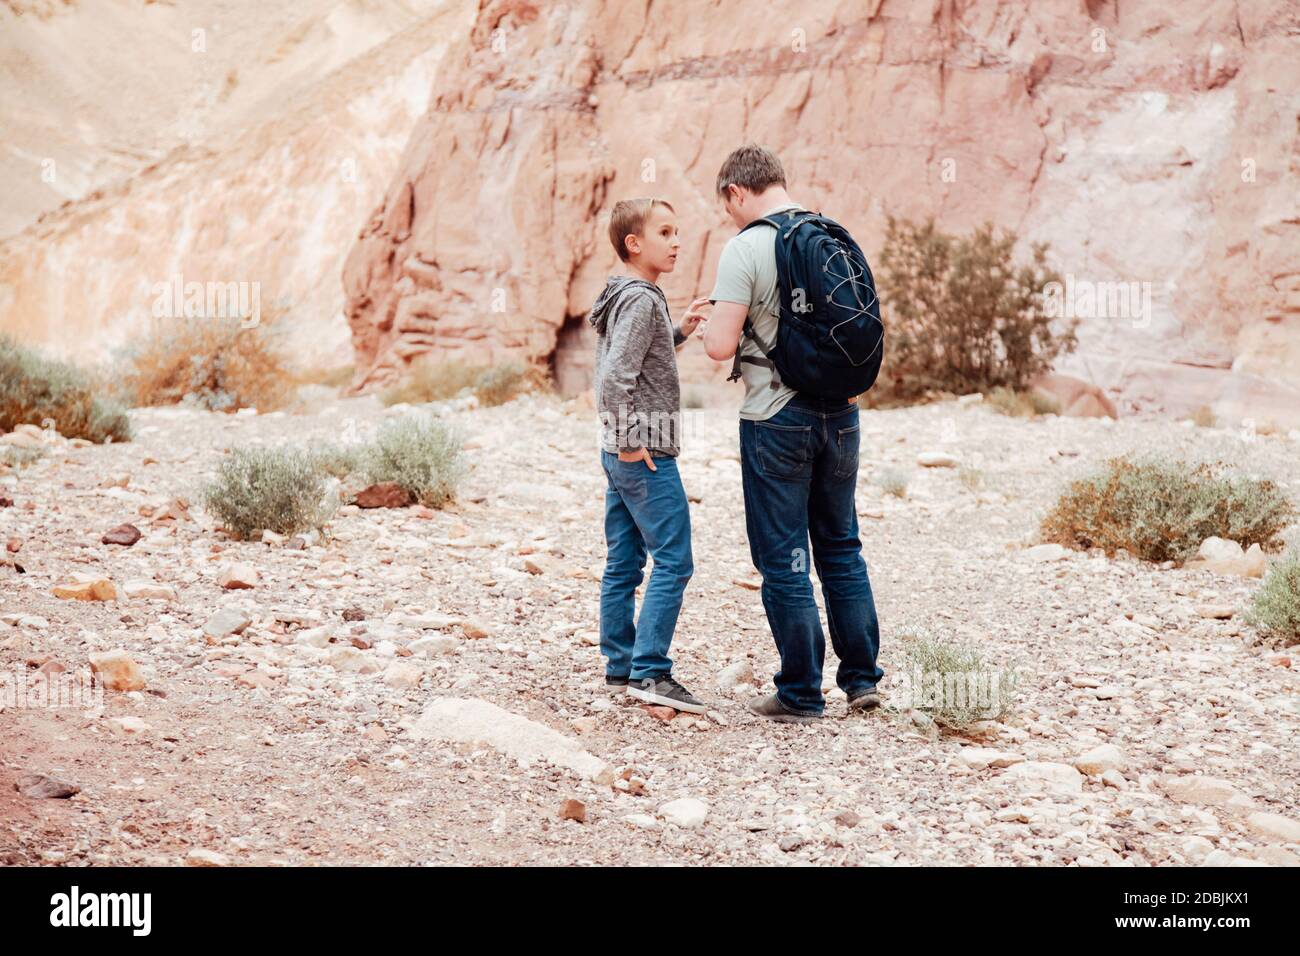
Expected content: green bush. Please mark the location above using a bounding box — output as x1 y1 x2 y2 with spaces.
362 416 463 509
0 337 131 443
1040 456 1294 563
876 468 910 498
475 360 534 408
1245 552 1300 645
900 628 1018 730
309 443 365 479
201 446 336 539
873 217 1075 403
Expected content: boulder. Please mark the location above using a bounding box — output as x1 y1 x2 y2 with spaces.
354 482 413 509
52 574 116 602
88 649 145 692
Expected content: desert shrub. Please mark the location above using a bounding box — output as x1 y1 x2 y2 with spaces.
1040 456 1294 563
987 386 1061 418
0 337 131 442
292 364 354 389
120 318 291 412
1 445 46 470
1027 389 1062 416
1245 552 1300 645
876 467 909 498
873 217 1075 403
362 416 463 509
381 359 482 406
201 446 336 539
475 360 535 408
309 443 365 479
899 628 1018 730
958 466 984 491
381 357 541 408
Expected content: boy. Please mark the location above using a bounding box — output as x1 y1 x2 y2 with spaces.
588 197 710 714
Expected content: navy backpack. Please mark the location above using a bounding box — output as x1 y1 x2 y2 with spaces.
728 209 884 399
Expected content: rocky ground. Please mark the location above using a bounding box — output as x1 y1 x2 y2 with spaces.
1 391 1298 866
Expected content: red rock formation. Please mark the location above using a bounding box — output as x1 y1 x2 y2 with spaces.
345 0 1300 425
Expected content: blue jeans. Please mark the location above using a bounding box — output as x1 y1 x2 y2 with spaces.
599 451 694 681
739 396 883 714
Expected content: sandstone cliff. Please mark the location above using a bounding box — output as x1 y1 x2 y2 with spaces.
0 0 476 367
344 0 1300 425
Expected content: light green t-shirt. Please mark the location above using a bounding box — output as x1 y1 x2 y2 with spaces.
709 202 801 421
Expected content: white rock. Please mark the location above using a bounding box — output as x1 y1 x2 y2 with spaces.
408 635 458 657
409 697 607 780
917 451 960 468
295 625 333 648
957 747 1025 770
1161 775 1251 808
1246 811 1300 844
110 716 152 734
660 797 709 828
624 813 661 830
1025 543 1070 562
1074 743 1126 775
328 646 381 674
203 608 251 639
217 562 259 589
1197 537 1244 562
122 579 178 601
382 661 424 689
717 660 755 691
186 848 229 867
1002 761 1083 793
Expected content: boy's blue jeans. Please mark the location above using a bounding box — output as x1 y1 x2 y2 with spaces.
739 396 883 715
599 451 694 681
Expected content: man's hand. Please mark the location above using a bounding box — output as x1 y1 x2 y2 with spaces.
617 447 658 471
677 297 711 339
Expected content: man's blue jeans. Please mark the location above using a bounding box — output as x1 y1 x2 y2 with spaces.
599 451 694 681
739 396 883 714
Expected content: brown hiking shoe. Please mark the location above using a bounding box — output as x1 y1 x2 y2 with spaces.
847 688 881 713
747 693 822 724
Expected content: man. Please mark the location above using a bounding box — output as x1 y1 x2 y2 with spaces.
702 144 884 723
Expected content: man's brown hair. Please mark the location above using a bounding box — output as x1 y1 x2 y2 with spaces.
715 144 787 198
608 197 675 262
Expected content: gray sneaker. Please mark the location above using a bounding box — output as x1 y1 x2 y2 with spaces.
627 675 707 714
747 693 822 724
847 687 881 713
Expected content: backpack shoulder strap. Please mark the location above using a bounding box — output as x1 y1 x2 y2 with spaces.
726 320 778 383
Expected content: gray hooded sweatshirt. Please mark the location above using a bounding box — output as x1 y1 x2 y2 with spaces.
589 276 686 457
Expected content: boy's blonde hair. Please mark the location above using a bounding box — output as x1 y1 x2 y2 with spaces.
608 197 675 262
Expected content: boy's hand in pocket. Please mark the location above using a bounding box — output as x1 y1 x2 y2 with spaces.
618 447 657 471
